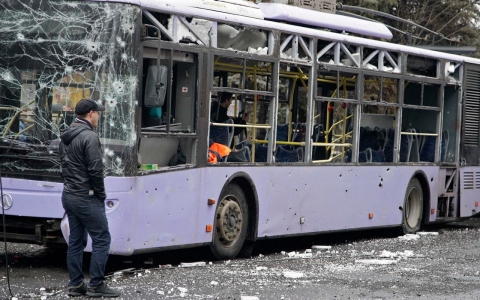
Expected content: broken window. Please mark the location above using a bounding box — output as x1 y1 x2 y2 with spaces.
0 1 141 178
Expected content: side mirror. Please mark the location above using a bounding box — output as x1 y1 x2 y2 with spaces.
144 65 167 107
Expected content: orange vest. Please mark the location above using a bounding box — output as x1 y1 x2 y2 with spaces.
208 143 231 163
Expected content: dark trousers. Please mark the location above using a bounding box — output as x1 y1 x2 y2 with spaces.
61 192 111 287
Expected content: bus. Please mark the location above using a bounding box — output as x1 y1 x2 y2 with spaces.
0 0 479 260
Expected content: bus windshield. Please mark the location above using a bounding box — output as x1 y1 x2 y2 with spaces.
0 1 141 178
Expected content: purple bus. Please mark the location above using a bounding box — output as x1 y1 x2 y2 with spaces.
0 0 479 260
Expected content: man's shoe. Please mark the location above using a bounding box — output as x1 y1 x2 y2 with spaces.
86 283 120 298
68 282 87 297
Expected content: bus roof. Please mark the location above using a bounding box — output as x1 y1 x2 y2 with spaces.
258 3 393 40
88 0 479 65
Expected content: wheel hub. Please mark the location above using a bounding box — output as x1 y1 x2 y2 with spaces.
216 199 243 244
406 186 421 228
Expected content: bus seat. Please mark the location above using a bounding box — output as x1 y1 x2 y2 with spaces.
358 148 372 163
209 119 234 147
401 128 420 162
400 129 415 162
276 123 289 141
312 124 326 160
276 145 302 162
228 141 251 162
383 128 394 162
359 126 381 151
419 129 449 162
254 144 269 162
265 123 289 142
292 123 306 144
371 149 386 162
419 133 435 162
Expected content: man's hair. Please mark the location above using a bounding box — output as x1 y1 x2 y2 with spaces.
219 92 233 103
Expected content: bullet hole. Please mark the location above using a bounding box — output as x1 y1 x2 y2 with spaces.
431 177 433 182
339 174 342 177
345 190 348 193
399 206 403 211
379 183 383 187
387 168 390 171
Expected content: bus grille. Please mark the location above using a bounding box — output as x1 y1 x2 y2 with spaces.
463 171 480 189
464 69 480 146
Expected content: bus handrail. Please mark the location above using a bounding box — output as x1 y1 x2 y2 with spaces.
401 131 438 137
210 122 271 129
2 100 35 137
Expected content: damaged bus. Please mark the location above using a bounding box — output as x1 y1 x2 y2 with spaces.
0 0 479 259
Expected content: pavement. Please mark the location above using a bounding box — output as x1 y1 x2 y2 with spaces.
2 219 480 299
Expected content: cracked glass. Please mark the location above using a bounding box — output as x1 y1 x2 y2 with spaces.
0 1 140 178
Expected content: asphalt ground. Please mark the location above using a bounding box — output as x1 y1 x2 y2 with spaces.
1 219 480 299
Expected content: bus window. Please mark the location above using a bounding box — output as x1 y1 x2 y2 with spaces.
404 81 440 107
443 85 458 163
314 68 358 163
402 109 439 163
407 54 438 78
139 51 198 170
313 100 355 163
211 55 276 163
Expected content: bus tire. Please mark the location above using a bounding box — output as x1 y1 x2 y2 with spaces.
211 183 249 260
402 177 423 234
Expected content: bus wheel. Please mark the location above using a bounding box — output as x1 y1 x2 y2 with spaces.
211 183 249 260
402 177 423 234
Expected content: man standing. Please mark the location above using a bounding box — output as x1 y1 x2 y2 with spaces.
59 98 120 297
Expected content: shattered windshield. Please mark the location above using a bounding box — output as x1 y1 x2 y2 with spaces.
0 1 140 178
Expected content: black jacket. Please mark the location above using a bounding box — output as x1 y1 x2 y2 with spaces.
59 120 106 201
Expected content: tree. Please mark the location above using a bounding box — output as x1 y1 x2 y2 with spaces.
339 0 480 56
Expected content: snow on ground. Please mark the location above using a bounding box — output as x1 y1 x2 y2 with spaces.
8 226 480 299
97 231 447 299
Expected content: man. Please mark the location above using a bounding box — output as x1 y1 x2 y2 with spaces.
59 98 120 297
211 92 249 137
